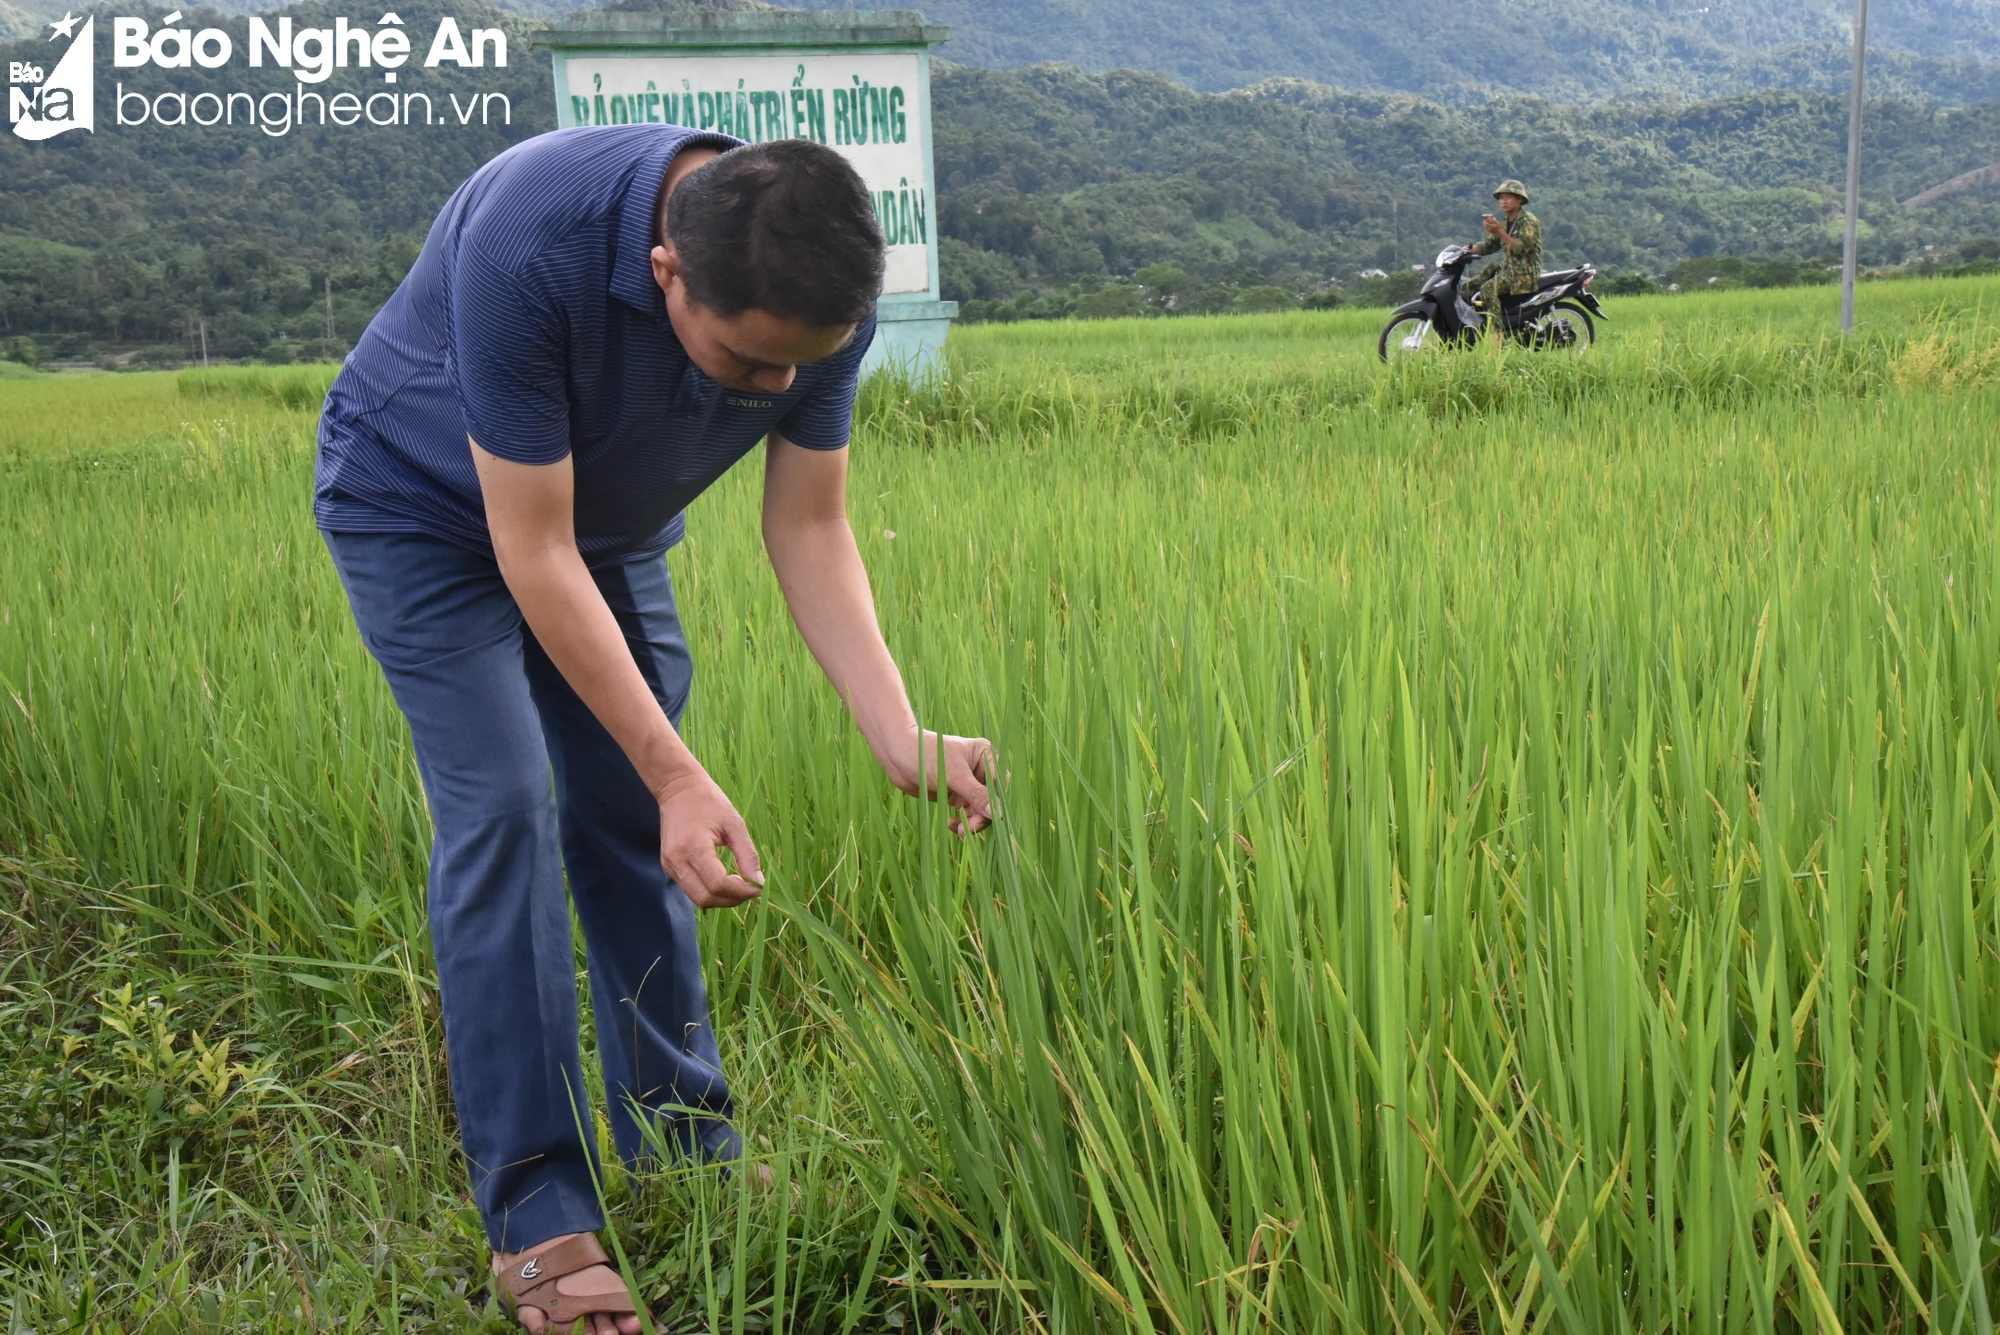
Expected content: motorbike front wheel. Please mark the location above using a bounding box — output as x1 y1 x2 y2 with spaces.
1378 312 1438 363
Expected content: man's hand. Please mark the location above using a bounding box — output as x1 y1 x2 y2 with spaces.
656 768 765 907
1482 213 1506 238
761 435 999 837
884 729 995 834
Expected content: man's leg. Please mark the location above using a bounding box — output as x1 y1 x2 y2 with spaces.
521 552 739 1167
1468 272 1500 332
322 529 606 1251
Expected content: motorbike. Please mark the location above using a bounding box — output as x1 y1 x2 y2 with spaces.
1377 244 1607 362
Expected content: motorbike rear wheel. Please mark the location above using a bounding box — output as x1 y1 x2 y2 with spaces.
1378 313 1437 363
1531 300 1596 353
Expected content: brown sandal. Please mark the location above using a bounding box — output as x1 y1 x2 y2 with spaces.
495 1233 640 1328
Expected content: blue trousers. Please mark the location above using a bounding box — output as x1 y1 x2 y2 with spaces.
323 528 736 1251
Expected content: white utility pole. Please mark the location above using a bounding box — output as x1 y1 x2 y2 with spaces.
1840 0 1869 333
325 275 334 343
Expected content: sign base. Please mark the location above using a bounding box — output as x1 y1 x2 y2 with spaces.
866 298 957 381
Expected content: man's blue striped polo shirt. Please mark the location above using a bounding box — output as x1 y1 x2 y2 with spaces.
315 124 878 563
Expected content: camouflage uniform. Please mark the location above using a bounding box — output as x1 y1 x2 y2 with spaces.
1466 179 1543 315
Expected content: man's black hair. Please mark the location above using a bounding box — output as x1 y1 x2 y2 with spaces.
666 139 886 328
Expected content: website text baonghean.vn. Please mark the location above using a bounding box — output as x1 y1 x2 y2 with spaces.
103 12 511 136
113 81 511 134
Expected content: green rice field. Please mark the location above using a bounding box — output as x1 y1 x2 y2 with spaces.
4 279 2000 1331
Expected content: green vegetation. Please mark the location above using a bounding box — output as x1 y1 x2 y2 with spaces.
0 0 545 361
936 69 2000 317
782 0 2000 102
6 277 2000 1330
7 2 2000 357
4 0 1997 99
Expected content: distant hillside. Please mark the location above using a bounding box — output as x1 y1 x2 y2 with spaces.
8 0 2000 101
0 0 549 358
931 65 2000 312
0 0 757 38
3 5 1997 358
783 0 2000 103
8 0 2000 103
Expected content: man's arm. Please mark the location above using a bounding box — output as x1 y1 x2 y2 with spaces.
760 432 993 832
471 439 764 906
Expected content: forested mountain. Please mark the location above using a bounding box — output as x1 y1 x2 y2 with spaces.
783 0 2000 103
3 2 1998 358
1 0 548 359
7 0 2000 104
931 66 2000 316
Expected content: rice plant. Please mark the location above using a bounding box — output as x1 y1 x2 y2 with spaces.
2 276 1998 1331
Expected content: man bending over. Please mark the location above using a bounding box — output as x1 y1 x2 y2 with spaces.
315 125 993 1333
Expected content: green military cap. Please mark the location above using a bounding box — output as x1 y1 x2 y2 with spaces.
1492 179 1530 201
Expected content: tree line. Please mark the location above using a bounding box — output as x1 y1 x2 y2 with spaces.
3 1 1998 359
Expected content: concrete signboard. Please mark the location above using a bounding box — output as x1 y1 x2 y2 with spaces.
536 10 957 378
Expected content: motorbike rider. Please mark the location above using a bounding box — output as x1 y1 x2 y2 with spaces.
1464 179 1542 324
